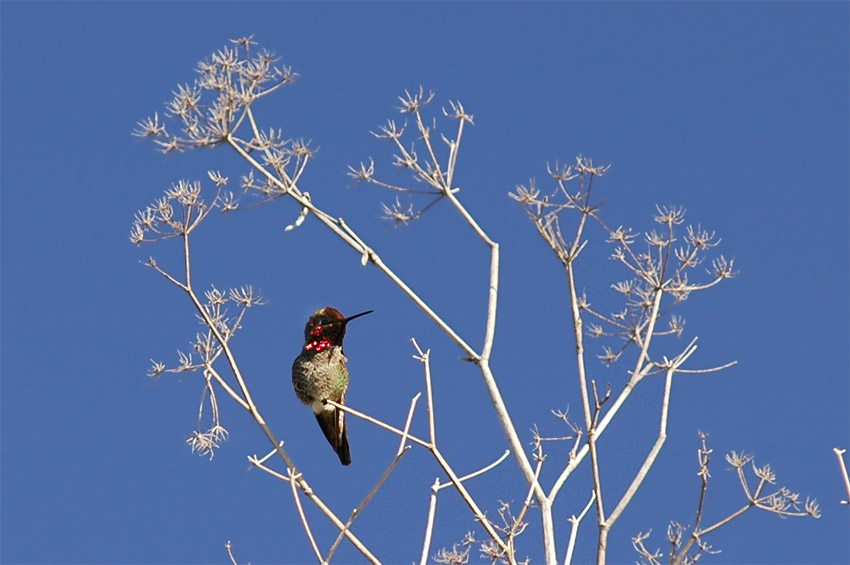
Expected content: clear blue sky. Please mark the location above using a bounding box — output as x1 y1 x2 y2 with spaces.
2 2 848 564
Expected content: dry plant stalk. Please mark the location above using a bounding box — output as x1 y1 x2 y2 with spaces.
835 448 850 506
131 37 819 564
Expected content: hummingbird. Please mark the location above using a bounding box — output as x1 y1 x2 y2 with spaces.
291 307 373 466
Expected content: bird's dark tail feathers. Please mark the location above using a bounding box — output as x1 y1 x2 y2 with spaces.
315 408 351 466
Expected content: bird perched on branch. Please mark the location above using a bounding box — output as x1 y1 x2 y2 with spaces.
291 307 373 466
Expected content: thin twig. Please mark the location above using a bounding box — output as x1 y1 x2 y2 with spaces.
673 432 712 563
834 448 850 505
607 343 696 527
435 450 511 491
420 478 441 565
675 360 737 374
205 364 250 411
326 400 431 449
565 246 606 536
695 502 753 537
249 442 285 469
564 491 596 565
511 451 545 543
397 393 420 454
225 541 238 565
289 470 324 563
411 339 437 443
248 455 292 483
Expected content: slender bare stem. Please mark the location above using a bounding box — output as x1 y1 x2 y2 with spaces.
695 502 753 537
561 217 609 564
675 361 737 374
834 448 850 505
673 433 712 563
610 344 697 528
289 470 324 563
147 258 188 290
250 442 286 469
435 450 511 491
248 455 292 483
565 492 596 565
736 464 755 501
327 400 431 449
225 541 238 565
397 394 420 453
599 344 697 562
512 453 545 541
420 479 441 565
411 339 437 443
204 365 250 411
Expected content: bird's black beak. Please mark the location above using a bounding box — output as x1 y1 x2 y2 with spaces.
344 310 373 324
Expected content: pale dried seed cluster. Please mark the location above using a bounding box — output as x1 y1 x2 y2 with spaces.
347 86 474 227
511 161 737 368
133 36 296 152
